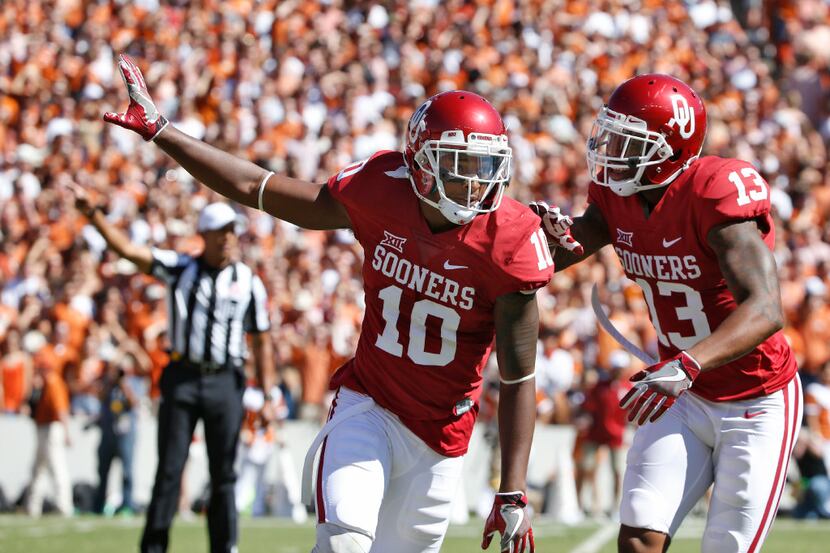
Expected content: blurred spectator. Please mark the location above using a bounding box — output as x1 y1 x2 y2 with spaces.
791 428 830 520
234 384 304 521
805 360 830 471
94 345 148 516
535 327 575 424
0 328 32 414
26 352 73 517
235 386 277 518
574 350 632 518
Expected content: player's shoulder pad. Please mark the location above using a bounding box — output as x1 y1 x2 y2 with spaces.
327 150 408 207
485 197 553 290
691 156 772 236
330 150 406 186
694 157 769 206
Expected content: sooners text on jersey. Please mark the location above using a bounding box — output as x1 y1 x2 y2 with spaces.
327 151 553 456
589 156 797 402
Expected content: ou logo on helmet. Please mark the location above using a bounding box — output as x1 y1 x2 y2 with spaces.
408 99 432 144
667 94 695 139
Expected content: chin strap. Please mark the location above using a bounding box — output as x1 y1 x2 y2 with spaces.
438 198 476 225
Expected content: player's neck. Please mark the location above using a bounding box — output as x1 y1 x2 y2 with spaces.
419 201 462 233
638 187 667 218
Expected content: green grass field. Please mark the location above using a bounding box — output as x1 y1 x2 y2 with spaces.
1 515 829 552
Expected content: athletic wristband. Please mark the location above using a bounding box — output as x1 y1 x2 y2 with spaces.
257 171 274 211
500 372 535 385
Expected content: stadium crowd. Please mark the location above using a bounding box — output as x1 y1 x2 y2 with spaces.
1 0 830 518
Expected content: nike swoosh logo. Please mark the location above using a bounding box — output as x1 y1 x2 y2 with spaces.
654 366 688 383
744 409 766 419
500 506 524 541
662 237 682 248
385 166 409 179
443 260 468 270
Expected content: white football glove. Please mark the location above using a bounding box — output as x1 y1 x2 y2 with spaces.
528 201 584 256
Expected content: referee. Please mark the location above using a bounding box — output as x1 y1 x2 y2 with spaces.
70 184 275 553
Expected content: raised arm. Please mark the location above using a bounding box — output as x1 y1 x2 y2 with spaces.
688 220 784 369
103 54 350 231
153 127 350 230
67 182 153 274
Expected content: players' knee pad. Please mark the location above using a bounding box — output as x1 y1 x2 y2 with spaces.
312 522 372 553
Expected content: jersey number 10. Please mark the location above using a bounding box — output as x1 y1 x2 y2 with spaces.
375 285 460 366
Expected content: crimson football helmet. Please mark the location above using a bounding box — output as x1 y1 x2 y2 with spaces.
404 90 512 225
587 74 707 196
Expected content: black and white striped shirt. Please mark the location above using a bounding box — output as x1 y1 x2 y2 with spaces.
150 248 270 368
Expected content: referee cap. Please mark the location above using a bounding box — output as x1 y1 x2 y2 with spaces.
198 202 239 233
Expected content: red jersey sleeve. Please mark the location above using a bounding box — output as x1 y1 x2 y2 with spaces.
487 203 554 297
695 159 772 242
326 151 396 221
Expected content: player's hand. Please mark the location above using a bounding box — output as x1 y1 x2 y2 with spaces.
528 201 584 256
103 54 169 141
619 351 701 425
64 180 100 218
481 491 534 553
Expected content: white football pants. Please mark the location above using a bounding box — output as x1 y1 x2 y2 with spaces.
621 375 802 553
312 387 464 553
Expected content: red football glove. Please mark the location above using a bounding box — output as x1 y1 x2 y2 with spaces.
481 492 534 553
528 201 584 256
103 54 169 141
619 351 702 425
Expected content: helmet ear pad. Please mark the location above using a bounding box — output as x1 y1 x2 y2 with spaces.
417 171 436 197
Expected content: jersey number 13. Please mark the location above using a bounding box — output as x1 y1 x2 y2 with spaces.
636 278 712 350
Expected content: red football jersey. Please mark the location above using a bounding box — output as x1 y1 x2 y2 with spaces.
589 156 797 402
327 151 554 456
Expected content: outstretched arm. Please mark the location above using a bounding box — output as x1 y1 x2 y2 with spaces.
552 203 611 270
530 202 611 271
104 54 350 231
67 182 153 274
153 127 350 230
688 220 784 370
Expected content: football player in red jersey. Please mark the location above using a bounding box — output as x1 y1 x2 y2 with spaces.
105 55 549 553
533 74 801 553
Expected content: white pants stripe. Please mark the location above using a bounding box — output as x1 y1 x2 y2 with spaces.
748 375 801 552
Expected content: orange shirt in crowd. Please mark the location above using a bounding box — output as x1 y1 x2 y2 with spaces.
801 304 830 373
296 343 331 405
147 346 170 399
241 409 275 446
34 370 70 425
53 302 90 353
1 356 27 412
804 382 830 441
35 343 77 380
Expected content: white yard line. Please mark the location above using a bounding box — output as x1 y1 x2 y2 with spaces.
569 522 618 553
